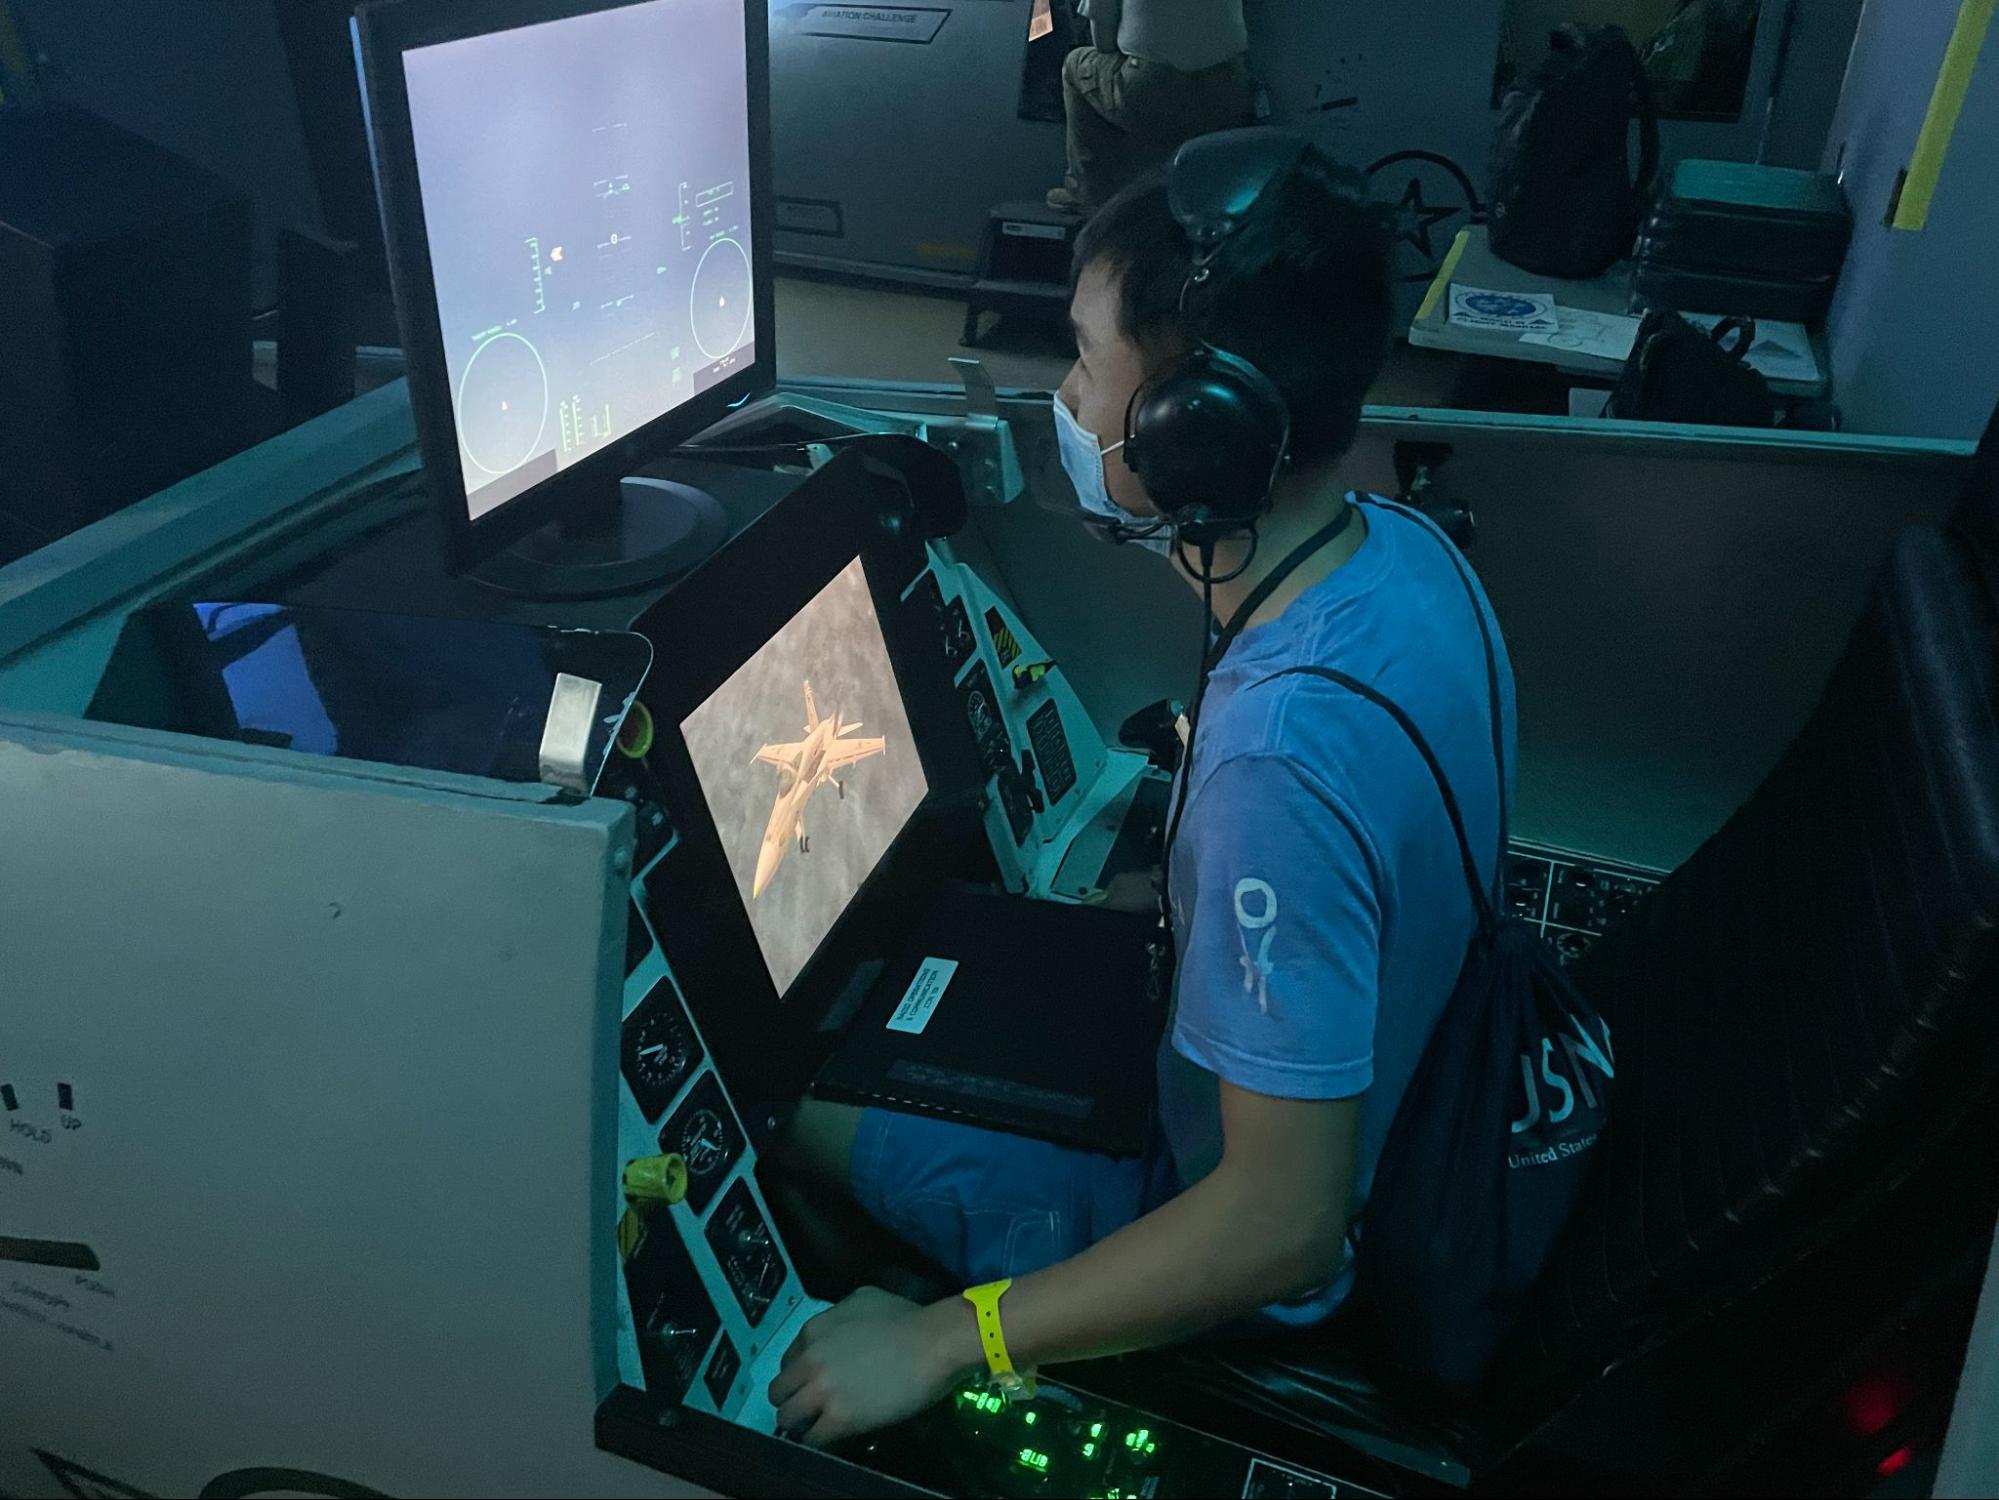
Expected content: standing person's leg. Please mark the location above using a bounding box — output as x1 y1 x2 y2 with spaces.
1188 55 1258 134
1107 54 1258 183
1059 45 1143 209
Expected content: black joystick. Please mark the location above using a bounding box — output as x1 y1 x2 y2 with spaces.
1119 699 1187 774
1018 752 1046 815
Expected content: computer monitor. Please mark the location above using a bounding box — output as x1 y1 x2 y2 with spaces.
678 557 930 996
353 0 773 589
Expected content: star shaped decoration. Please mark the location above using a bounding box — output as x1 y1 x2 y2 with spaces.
1394 176 1462 261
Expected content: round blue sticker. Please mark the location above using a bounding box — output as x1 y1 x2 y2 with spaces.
1461 291 1542 320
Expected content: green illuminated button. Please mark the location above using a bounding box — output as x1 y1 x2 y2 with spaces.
1082 1442 1096 1458
1024 1411 1037 1426
1017 1447 1050 1472
1089 1422 1103 1438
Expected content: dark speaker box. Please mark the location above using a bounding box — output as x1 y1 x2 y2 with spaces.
0 107 252 561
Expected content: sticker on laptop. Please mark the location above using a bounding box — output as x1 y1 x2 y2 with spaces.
886 957 960 1035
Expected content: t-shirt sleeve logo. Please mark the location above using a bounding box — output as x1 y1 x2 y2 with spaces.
1234 877 1278 1014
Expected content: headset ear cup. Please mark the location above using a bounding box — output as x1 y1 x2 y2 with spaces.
1124 353 1198 521
1128 348 1291 528
1135 129 1308 534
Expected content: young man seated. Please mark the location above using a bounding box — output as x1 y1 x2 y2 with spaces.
769 143 1516 1446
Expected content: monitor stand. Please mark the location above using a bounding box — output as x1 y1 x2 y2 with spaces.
470 458 731 600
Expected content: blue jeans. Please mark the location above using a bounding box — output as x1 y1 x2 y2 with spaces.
848 1106 1181 1284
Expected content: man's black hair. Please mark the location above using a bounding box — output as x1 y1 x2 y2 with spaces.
1072 147 1395 470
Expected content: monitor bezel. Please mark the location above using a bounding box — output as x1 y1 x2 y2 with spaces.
352 0 776 574
631 450 991 1117
675 555 931 1000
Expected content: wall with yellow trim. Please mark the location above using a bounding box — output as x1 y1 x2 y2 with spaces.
1821 0 1999 440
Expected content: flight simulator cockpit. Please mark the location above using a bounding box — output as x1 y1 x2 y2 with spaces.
342 3 1293 1490
4 1 1999 1497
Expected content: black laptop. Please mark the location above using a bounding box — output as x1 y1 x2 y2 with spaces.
812 888 1162 1156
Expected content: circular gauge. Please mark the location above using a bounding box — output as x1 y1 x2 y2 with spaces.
454 331 550 476
726 1242 782 1316
679 1109 729 1177
967 689 997 739
689 237 753 361
945 607 975 665
627 1010 691 1098
737 1249 782 1303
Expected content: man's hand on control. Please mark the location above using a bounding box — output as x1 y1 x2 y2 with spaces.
768 1287 979 1448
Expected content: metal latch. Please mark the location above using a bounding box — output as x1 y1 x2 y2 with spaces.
923 356 1025 508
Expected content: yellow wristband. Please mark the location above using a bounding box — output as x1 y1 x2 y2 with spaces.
962 1279 1034 1397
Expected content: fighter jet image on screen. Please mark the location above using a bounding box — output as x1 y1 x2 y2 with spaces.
751 681 887 898
680 558 930 997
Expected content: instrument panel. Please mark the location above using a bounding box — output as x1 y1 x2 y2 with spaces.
704 1178 786 1328
1027 699 1076 806
941 594 976 673
857 1377 1372 1499
622 1216 722 1405
621 977 705 1122
659 1073 746 1216
961 661 1013 780
702 1331 742 1409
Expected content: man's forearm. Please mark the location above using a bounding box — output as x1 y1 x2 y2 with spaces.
918 1159 1345 1378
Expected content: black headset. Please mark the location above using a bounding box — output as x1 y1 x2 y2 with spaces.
1121 128 1309 543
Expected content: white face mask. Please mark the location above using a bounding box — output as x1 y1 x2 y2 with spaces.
1053 394 1174 556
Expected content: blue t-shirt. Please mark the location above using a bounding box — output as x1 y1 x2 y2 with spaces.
1158 498 1517 1324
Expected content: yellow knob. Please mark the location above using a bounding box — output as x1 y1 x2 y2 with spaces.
624 1153 689 1206
616 701 655 759
616 1206 644 1261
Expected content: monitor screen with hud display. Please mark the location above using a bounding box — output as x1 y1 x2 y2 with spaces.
399 0 759 522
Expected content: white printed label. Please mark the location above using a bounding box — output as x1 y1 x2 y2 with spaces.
1243 1457 1340 1496
886 957 959 1035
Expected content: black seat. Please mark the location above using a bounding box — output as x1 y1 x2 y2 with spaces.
1949 399 1999 587
1067 520 1999 1491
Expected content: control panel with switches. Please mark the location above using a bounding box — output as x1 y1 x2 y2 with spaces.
855 1376 1379 1498
912 554 1152 897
